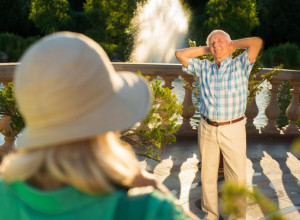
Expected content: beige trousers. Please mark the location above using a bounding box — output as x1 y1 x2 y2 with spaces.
198 118 246 220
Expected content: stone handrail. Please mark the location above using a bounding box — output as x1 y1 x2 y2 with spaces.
0 63 299 149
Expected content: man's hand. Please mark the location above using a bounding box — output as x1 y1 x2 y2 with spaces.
175 46 210 68
232 37 263 64
132 169 170 194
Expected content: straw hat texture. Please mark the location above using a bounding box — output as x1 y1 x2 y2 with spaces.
14 32 152 150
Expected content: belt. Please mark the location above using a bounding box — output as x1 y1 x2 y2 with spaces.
201 114 244 127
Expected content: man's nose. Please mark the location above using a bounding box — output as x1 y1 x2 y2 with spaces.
213 42 220 47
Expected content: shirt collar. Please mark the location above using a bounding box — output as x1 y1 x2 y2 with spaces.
213 55 232 68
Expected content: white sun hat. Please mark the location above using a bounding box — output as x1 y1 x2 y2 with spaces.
14 32 152 150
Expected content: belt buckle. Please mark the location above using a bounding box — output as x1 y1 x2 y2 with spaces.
215 121 219 127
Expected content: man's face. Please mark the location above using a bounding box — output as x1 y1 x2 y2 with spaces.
208 32 232 61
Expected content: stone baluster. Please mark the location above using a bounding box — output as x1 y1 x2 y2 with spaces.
0 80 15 158
245 98 259 133
261 79 282 134
178 74 195 134
282 81 300 134
144 74 157 82
0 116 16 158
0 80 11 87
159 74 178 90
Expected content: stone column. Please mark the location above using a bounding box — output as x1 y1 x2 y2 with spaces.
177 74 195 134
245 98 259 133
282 81 300 134
0 116 16 157
159 74 178 90
147 74 157 82
0 80 11 87
261 79 282 134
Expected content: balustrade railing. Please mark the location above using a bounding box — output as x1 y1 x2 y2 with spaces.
0 63 299 151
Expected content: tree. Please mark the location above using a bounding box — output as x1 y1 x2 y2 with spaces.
180 0 208 15
29 0 71 34
83 0 145 60
68 0 85 11
188 0 259 45
204 0 259 39
0 0 38 37
254 0 300 49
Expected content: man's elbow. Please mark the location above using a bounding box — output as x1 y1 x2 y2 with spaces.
175 50 188 67
256 37 263 49
175 50 181 60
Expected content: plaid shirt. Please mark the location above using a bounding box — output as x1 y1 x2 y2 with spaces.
184 50 254 121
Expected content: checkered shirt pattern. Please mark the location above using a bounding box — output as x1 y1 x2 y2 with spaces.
184 50 254 121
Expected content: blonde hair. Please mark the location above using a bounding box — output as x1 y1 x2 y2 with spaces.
0 132 140 194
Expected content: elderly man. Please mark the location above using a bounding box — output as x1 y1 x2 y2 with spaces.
176 30 263 219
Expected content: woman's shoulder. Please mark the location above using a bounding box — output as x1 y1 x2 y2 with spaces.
115 187 190 220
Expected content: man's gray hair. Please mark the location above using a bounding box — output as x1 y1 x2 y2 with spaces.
206 30 231 45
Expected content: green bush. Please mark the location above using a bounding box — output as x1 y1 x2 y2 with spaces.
262 43 300 70
0 33 39 62
122 75 183 161
0 83 25 137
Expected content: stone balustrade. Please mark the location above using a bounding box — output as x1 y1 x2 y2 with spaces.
0 63 299 150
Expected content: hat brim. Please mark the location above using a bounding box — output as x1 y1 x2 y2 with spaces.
16 71 152 150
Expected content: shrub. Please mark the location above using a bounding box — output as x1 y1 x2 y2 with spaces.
0 83 25 137
0 33 38 62
262 43 300 70
122 75 183 161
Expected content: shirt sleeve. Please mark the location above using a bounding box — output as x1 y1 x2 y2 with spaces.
237 49 255 77
182 57 202 78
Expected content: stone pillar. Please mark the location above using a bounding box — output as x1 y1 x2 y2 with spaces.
148 75 158 82
0 80 11 87
0 116 16 157
245 98 259 133
282 81 300 134
177 74 195 134
261 79 282 134
159 74 178 90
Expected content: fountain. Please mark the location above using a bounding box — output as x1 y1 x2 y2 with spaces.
130 0 190 63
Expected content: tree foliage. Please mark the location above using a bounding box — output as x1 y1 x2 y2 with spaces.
187 0 259 46
29 0 71 34
68 0 85 11
204 0 259 39
254 0 300 49
83 0 144 59
0 0 38 37
0 83 25 137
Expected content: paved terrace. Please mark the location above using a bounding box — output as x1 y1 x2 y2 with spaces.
138 140 300 220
